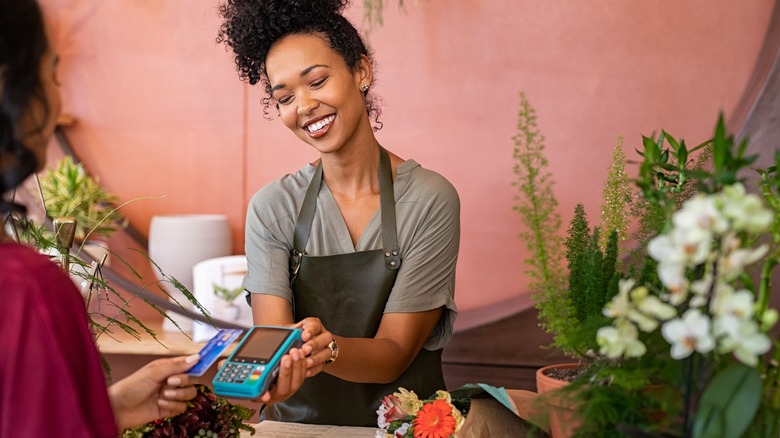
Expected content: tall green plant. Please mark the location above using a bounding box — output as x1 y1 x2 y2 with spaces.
564 205 620 355
511 92 572 351
599 135 631 254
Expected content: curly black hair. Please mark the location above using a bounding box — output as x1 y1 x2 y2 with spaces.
0 0 49 216
217 0 382 130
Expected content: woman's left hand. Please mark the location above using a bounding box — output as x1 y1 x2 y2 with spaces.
107 354 200 430
295 317 335 377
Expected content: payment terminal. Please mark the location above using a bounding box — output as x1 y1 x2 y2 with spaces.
212 325 303 399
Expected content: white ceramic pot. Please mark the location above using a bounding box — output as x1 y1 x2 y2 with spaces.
149 214 232 333
191 255 251 342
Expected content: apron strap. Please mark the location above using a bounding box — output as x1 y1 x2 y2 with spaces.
292 162 323 257
378 147 401 270
291 147 401 273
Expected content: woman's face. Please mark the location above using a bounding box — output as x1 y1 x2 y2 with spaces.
265 33 372 155
17 46 61 171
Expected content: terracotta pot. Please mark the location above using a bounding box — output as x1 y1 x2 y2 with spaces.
536 363 585 438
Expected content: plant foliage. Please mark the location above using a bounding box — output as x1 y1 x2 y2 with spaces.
570 115 780 437
511 92 572 353
37 156 127 242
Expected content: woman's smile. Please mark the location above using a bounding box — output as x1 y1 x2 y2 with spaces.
304 114 336 138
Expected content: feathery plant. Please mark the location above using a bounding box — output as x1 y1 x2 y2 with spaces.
599 135 632 254
511 92 573 353
512 94 636 358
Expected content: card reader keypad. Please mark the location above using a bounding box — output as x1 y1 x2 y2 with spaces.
216 363 263 384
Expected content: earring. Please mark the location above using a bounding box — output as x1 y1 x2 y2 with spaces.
360 83 369 93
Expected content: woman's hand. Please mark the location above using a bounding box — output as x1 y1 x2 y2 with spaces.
259 347 307 405
107 354 200 430
295 317 336 377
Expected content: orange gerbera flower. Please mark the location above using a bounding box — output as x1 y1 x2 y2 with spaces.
412 399 457 438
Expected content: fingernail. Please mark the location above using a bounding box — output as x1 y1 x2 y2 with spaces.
307 358 314 367
167 376 181 386
164 390 176 398
185 354 200 364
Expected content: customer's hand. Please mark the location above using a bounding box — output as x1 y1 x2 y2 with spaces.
107 354 200 430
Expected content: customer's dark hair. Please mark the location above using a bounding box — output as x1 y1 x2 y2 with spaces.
217 0 382 129
0 0 49 215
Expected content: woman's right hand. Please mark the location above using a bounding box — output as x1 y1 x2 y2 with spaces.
259 347 307 405
295 317 336 377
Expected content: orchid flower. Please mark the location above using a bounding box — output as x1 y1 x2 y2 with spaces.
719 183 774 233
661 309 715 359
674 194 728 234
597 321 646 359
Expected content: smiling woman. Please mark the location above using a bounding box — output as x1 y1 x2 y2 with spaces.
266 33 374 159
36 0 775 323
217 0 460 427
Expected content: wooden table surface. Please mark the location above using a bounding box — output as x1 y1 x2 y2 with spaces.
95 319 236 356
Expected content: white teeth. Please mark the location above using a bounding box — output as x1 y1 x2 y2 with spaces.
306 115 335 133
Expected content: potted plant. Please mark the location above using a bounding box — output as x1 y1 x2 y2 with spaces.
10 159 256 436
515 91 780 436
213 283 245 321
36 155 128 270
513 92 636 436
37 156 127 241
571 118 780 437
512 90 743 436
11 154 214 354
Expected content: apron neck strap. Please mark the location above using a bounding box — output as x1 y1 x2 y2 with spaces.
293 147 401 271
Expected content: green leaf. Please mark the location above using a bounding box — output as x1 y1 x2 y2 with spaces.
693 364 762 438
663 131 680 151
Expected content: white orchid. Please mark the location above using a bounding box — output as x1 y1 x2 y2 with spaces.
631 287 677 322
597 321 646 359
661 309 715 359
655 261 689 305
719 183 774 233
648 226 712 267
714 316 771 366
674 194 728 234
690 270 714 307
719 241 769 282
711 288 756 320
603 279 635 319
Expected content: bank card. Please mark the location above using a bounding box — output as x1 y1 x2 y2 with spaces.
187 328 243 376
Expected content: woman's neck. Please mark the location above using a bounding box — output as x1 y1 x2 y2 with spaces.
320 144 382 200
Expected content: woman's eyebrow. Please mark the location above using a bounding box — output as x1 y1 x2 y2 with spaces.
271 64 329 92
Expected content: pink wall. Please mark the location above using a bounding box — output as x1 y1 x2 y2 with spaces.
39 0 774 322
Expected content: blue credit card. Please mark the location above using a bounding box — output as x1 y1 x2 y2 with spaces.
187 328 244 376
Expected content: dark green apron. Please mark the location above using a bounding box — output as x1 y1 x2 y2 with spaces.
263 147 445 426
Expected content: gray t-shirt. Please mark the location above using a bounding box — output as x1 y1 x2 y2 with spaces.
243 159 459 350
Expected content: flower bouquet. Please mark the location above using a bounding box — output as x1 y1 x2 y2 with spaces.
377 384 550 437
377 388 468 438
